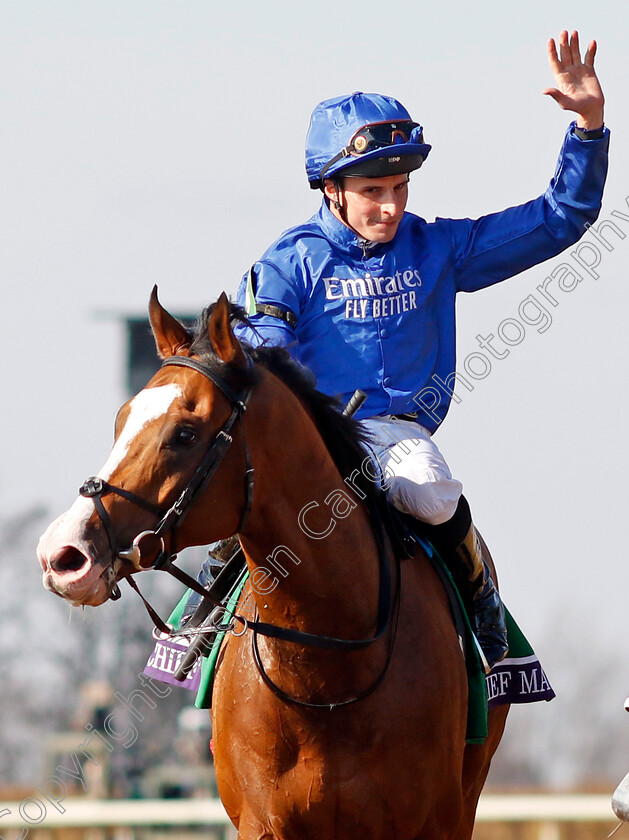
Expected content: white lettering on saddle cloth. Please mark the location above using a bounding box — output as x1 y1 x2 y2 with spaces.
323 270 421 320
486 654 554 708
144 627 202 692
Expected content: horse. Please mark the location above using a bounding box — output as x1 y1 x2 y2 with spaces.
37 288 509 839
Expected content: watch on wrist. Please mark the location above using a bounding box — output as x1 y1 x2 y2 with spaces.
574 123 605 141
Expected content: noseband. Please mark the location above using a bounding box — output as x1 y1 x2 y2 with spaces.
79 354 254 600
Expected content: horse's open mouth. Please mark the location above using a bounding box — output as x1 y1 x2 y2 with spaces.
51 545 87 573
42 546 118 607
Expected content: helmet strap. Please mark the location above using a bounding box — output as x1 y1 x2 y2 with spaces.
325 177 371 245
332 178 344 215
325 177 344 217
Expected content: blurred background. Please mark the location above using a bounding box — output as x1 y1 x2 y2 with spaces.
2 0 629 835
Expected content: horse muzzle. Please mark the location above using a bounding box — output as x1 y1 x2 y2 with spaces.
37 532 122 606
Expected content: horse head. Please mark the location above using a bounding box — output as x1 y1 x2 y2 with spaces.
37 287 253 607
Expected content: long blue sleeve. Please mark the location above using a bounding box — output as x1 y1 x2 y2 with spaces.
452 123 610 292
232 122 610 430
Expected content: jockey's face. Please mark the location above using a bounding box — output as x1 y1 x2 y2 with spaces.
324 173 409 243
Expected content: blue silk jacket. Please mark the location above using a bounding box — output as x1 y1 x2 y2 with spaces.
235 123 610 432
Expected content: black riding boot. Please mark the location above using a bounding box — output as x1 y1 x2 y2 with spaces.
427 497 508 673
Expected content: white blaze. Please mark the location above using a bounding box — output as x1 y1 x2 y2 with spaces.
99 383 183 480
38 383 183 565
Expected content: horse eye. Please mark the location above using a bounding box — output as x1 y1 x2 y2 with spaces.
173 426 197 447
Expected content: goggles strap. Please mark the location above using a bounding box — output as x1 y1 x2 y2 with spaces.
318 121 423 184
320 148 350 182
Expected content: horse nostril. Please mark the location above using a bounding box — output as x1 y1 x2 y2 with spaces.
50 547 89 574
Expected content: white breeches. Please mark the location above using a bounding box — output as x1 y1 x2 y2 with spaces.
361 416 463 526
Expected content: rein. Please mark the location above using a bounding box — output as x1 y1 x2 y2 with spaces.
249 512 401 710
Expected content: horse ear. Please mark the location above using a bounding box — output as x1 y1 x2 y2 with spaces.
209 293 247 366
149 286 193 359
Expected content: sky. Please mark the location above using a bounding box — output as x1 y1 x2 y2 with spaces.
3 0 629 784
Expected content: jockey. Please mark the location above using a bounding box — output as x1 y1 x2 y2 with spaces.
197 32 608 671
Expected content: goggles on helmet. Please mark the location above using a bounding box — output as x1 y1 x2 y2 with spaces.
348 120 420 153
320 120 423 181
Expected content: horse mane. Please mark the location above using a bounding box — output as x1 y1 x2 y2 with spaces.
189 303 380 509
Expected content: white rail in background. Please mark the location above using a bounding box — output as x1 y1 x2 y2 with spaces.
0 794 620 838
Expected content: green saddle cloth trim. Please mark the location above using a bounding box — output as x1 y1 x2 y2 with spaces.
427 551 543 742
428 552 488 743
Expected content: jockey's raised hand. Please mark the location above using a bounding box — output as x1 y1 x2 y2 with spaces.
543 29 605 130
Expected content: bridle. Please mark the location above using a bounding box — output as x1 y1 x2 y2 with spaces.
79 354 254 602
79 352 400 709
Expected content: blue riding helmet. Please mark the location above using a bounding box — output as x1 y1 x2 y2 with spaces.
306 91 432 189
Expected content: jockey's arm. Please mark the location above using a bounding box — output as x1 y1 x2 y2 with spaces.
451 121 609 293
234 262 303 362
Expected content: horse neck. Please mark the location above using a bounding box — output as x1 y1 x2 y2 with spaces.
239 374 381 639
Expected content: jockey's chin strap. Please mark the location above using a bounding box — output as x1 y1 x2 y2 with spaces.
79 354 254 608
